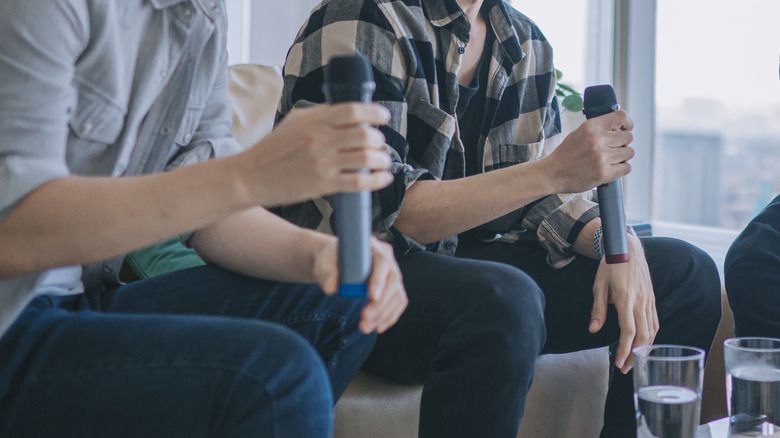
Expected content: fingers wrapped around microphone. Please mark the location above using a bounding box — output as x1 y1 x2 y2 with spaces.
238 102 394 206
321 102 392 128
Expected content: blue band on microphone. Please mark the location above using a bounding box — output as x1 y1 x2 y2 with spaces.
339 283 368 298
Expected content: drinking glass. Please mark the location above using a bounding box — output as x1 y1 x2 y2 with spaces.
724 337 780 437
633 345 705 438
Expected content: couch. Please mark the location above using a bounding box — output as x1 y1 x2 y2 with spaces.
226 63 734 437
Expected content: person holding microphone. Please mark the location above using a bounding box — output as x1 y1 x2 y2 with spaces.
277 0 722 435
0 0 407 436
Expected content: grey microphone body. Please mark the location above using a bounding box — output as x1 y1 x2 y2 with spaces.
323 55 376 297
582 85 630 264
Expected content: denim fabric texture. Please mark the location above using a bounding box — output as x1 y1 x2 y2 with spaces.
0 265 377 437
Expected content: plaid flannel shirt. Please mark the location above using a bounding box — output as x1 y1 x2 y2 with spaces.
277 0 600 268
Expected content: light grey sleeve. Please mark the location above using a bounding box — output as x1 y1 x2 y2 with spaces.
170 29 242 247
167 27 243 171
0 1 88 338
0 0 88 222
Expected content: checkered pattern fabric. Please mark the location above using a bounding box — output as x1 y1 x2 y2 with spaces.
277 0 600 268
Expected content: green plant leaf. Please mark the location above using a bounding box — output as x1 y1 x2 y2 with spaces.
555 68 563 81
562 94 584 113
557 83 579 94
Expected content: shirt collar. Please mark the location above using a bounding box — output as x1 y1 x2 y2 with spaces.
421 0 523 65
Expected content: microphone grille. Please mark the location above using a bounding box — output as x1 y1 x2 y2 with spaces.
583 84 618 108
324 54 374 85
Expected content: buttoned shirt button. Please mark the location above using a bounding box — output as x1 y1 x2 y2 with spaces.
210 2 219 10
458 46 466 55
183 133 192 143
160 127 171 136
103 265 114 274
182 6 192 17
82 122 93 135
160 71 167 78
498 70 506 80
444 241 456 251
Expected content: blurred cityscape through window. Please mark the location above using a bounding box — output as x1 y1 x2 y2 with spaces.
654 0 780 229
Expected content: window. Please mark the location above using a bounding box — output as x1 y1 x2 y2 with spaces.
224 0 320 67
509 1 590 93
509 0 615 133
653 0 780 230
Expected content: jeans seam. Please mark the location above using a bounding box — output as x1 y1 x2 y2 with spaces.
278 313 347 326
281 317 346 374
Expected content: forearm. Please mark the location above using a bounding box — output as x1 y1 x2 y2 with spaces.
0 156 252 280
393 159 557 244
190 207 333 284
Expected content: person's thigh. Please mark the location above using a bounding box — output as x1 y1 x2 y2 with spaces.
0 296 333 438
458 237 721 438
458 237 722 354
457 239 617 353
364 250 546 438
364 250 546 382
100 264 375 398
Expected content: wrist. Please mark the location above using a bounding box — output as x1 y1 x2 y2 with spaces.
593 225 605 259
307 231 336 276
221 153 257 210
535 156 565 194
627 230 642 252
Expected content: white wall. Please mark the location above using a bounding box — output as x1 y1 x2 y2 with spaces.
225 0 321 67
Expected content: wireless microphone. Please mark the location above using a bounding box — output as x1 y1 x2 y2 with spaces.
582 84 630 264
323 55 376 297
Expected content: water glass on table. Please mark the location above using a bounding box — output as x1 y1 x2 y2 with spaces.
724 337 780 437
633 345 706 438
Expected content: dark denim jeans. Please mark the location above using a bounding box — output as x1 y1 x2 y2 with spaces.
0 265 376 437
365 236 721 438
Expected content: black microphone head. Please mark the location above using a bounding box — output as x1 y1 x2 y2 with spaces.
582 84 619 119
583 84 617 108
324 54 374 85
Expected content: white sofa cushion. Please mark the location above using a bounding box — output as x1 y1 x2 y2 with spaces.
227 64 283 149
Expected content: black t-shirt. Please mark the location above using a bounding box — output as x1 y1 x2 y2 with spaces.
456 15 495 177
456 14 497 248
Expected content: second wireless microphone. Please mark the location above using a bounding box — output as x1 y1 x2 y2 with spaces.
582 84 630 264
323 55 376 297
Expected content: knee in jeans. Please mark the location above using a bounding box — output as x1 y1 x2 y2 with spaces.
656 238 720 288
474 266 546 362
682 243 722 321
252 327 333 408
654 238 722 327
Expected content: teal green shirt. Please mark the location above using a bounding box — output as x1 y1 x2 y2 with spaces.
126 239 206 279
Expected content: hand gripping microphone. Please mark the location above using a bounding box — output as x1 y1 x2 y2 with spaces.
582 85 630 264
323 55 376 297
